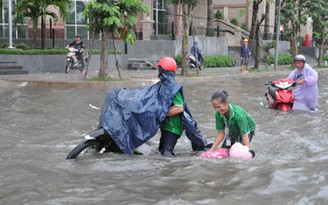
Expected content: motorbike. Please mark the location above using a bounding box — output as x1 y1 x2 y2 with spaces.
65 47 89 73
187 53 204 71
265 78 296 112
66 128 122 159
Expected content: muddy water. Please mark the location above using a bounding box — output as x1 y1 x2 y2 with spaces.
1 71 328 205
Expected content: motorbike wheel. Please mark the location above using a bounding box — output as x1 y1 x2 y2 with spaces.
66 139 103 159
65 61 72 73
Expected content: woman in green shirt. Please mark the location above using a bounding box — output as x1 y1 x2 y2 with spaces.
208 90 256 153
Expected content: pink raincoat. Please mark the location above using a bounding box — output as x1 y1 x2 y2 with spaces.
287 63 318 111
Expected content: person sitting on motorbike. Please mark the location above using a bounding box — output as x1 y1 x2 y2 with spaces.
287 54 318 111
207 90 256 156
65 34 85 68
190 41 204 69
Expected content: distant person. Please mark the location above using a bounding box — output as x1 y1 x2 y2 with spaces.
190 41 204 69
65 34 85 68
240 38 251 74
287 54 318 111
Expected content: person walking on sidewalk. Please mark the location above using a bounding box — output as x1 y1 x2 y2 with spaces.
240 38 251 74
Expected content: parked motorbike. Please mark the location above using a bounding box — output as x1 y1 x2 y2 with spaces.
187 53 204 70
65 47 88 73
265 78 296 112
66 128 122 159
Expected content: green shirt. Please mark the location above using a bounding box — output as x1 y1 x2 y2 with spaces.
215 104 256 140
160 92 184 135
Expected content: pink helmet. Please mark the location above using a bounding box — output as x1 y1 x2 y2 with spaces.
229 142 254 159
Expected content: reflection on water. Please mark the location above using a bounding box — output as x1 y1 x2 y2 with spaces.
1 71 328 205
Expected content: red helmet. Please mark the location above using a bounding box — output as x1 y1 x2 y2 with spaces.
157 57 177 72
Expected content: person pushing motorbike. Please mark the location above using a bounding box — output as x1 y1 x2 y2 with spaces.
97 56 211 157
157 57 184 156
65 34 85 68
287 54 318 111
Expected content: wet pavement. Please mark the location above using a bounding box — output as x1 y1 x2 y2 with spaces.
0 66 295 88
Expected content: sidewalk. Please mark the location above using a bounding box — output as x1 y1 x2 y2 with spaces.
0 66 305 89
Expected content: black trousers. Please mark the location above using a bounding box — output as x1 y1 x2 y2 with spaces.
221 131 255 149
158 130 180 156
76 52 84 67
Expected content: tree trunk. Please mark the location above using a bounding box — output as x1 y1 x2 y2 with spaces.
112 32 122 79
254 20 261 69
181 2 191 76
249 0 260 41
206 0 214 37
99 31 109 79
273 0 279 39
318 29 325 67
290 21 297 57
264 0 270 40
254 15 265 69
83 24 96 80
41 15 46 49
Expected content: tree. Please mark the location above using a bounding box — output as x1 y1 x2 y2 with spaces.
304 0 328 67
15 0 70 49
205 0 214 37
170 0 199 76
249 0 264 41
253 14 265 69
83 0 148 79
263 0 271 40
280 0 307 56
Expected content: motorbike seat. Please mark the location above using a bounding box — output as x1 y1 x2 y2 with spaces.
267 84 277 100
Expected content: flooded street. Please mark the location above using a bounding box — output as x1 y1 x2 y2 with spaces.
1 70 328 205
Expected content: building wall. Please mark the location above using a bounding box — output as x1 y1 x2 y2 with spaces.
213 0 248 27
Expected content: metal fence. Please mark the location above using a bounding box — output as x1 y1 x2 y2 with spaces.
0 19 97 49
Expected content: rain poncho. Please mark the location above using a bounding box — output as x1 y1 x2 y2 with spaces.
99 70 209 154
287 63 318 111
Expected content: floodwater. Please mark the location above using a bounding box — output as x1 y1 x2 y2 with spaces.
1 70 328 205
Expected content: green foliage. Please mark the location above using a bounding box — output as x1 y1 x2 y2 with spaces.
215 10 223 20
241 23 248 31
324 55 328 61
0 42 30 50
230 18 238 26
15 0 70 29
204 55 235 67
175 54 183 67
83 0 149 44
268 54 293 65
175 54 235 68
88 76 122 81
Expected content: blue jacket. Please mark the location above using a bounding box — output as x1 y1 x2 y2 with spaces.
99 70 210 154
240 45 251 58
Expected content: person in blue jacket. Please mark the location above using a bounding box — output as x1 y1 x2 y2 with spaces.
240 38 251 74
99 57 211 156
157 57 184 156
190 41 204 69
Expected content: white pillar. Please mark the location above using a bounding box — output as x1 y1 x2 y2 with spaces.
8 0 13 48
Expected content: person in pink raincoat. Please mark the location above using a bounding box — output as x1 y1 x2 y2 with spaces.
287 54 318 111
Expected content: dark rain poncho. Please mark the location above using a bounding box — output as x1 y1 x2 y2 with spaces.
99 70 209 154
